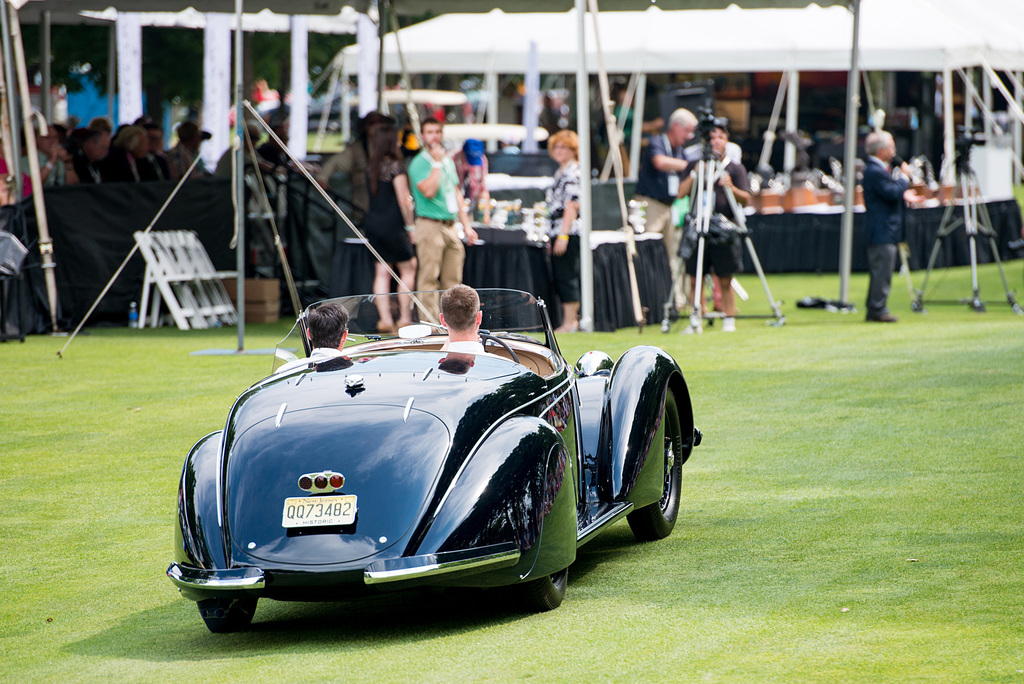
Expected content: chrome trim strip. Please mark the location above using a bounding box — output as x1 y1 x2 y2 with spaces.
363 548 520 585
403 396 414 422
577 502 634 547
275 402 288 428
166 563 265 591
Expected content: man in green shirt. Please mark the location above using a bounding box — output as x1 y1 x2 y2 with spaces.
408 119 478 322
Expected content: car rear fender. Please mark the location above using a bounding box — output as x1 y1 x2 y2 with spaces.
412 416 577 586
600 346 695 505
174 431 229 570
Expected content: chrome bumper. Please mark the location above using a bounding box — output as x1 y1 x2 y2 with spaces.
364 544 520 585
167 563 265 598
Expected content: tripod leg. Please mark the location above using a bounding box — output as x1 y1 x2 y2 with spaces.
916 223 949 310
688 235 706 333
968 176 1021 314
743 235 785 325
963 191 986 312
661 254 690 333
987 236 1024 315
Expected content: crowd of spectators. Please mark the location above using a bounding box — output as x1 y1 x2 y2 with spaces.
0 114 233 196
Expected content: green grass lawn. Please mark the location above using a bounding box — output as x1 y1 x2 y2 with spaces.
2 263 1023 682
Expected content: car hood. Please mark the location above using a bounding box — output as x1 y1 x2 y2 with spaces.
221 351 549 567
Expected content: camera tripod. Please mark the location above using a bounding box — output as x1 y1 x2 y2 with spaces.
912 150 1022 315
660 154 785 333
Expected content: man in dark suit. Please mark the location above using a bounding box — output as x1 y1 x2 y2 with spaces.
862 130 911 323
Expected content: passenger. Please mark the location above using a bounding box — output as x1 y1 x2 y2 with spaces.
275 301 350 374
439 284 484 354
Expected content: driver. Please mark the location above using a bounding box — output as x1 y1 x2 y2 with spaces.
439 284 485 354
276 302 351 374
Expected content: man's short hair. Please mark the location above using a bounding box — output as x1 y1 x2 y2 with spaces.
307 301 349 349
420 119 443 135
440 285 479 332
669 108 698 131
865 131 893 157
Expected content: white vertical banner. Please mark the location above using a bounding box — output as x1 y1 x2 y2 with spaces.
289 15 309 160
203 13 231 171
522 41 540 154
115 13 143 125
357 13 378 117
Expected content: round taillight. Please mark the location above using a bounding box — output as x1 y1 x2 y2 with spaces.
313 474 328 489
298 475 313 490
329 474 344 488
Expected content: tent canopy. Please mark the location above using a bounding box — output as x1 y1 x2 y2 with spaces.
13 0 354 20
75 6 359 32
339 1 1024 76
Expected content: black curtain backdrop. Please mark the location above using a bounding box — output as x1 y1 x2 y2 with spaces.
7 175 1022 334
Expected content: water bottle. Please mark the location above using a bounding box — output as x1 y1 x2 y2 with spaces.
128 301 139 329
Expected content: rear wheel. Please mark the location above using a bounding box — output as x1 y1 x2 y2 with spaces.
627 390 683 541
197 597 258 633
517 567 568 612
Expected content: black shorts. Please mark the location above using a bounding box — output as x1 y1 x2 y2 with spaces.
685 236 741 278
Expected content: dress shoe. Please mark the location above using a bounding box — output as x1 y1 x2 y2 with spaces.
866 313 898 323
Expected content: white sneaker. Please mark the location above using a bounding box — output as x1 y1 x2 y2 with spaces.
722 317 736 332
682 323 703 335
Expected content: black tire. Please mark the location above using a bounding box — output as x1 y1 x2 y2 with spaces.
627 390 683 541
197 597 258 633
518 567 568 612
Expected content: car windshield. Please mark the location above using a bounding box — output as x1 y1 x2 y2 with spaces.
272 289 551 373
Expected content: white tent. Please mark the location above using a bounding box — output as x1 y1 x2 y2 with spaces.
78 6 359 32
338 2 1024 76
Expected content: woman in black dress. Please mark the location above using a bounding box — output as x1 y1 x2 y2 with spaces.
365 123 417 332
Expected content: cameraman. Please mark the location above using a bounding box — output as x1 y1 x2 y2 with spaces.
677 124 749 333
633 108 698 305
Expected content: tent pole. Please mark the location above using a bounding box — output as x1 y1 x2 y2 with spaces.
942 66 953 184
0 2 22 196
234 0 246 351
41 10 50 123
377 0 387 112
838 0 860 308
587 0 642 329
784 70 799 171
485 67 498 153
629 72 645 181
107 24 116 121
1016 71 1023 186
758 71 788 172
9 3 59 333
575 0 593 332
341 59 352 143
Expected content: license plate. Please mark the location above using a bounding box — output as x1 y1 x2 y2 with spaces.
282 495 357 528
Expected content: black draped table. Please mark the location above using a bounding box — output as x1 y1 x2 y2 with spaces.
329 230 671 332
743 199 1022 273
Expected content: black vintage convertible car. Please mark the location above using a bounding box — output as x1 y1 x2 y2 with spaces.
168 289 700 632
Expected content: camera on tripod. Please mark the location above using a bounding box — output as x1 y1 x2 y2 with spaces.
696 105 729 160
954 126 985 173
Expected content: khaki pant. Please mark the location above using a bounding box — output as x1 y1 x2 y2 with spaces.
635 195 684 308
414 217 465 322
